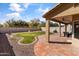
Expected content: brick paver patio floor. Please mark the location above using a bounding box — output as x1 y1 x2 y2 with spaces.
34 34 79 56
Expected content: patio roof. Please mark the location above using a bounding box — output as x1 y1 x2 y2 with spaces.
43 3 79 24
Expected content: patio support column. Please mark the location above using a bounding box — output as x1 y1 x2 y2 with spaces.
65 24 67 33
46 19 50 42
59 23 61 37
72 21 74 39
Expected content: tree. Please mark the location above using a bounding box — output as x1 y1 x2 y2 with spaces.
0 23 3 27
6 19 15 27
50 22 59 27
13 20 29 27
40 21 45 27
29 18 40 29
5 18 29 27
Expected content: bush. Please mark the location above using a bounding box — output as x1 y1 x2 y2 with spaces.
53 30 58 33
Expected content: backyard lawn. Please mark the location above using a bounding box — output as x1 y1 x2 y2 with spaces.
15 31 45 44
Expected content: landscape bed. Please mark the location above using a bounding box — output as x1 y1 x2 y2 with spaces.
15 31 45 44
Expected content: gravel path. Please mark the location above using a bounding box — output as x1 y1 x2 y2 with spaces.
7 34 36 56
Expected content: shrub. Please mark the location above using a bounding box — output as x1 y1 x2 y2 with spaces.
53 30 58 33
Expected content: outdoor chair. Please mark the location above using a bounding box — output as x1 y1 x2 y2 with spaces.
63 32 72 37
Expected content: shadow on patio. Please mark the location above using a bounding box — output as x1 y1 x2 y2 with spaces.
49 33 72 44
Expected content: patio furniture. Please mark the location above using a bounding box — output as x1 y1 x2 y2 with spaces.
63 32 72 37
74 33 79 39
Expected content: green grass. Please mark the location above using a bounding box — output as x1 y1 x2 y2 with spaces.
15 32 45 44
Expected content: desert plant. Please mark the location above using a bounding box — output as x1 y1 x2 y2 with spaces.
53 29 58 33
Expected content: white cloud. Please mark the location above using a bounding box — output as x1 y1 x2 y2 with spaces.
23 3 30 9
9 3 24 12
6 12 20 18
39 17 45 21
38 7 49 14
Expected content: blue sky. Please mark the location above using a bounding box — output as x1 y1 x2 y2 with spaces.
0 3 56 23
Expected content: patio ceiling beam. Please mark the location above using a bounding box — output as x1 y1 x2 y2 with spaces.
43 3 79 24
51 18 70 24
43 3 73 19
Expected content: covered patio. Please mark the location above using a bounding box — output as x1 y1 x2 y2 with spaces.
43 3 79 43
33 3 79 56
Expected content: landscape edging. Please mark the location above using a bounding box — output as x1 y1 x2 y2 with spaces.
17 36 38 46
6 33 38 45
